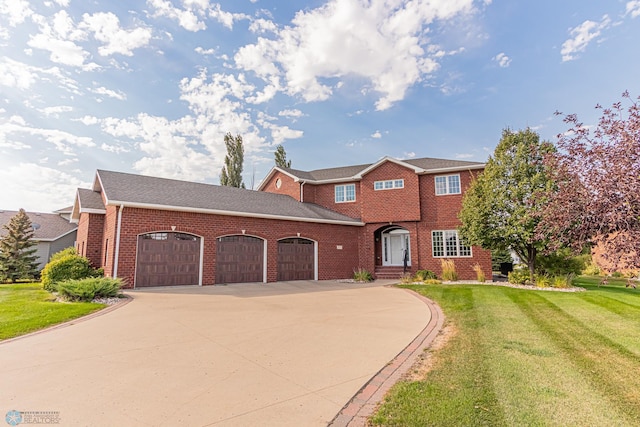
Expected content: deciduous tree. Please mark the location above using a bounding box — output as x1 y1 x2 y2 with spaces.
220 133 245 188
0 209 39 282
458 128 555 279
274 144 291 168
539 92 640 271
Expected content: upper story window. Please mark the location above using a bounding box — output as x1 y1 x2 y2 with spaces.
435 174 461 195
335 183 356 203
374 179 404 190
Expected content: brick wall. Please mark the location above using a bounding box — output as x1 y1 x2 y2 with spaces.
104 208 360 288
360 161 421 223
76 213 104 267
309 181 361 219
260 170 300 201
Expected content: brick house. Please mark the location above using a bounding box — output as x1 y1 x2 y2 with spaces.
71 156 490 288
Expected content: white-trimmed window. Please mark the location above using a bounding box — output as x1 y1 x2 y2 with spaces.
374 179 404 190
435 174 461 195
432 230 472 257
335 183 356 203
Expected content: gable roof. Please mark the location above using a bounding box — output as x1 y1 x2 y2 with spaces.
0 210 77 241
71 170 363 226
258 155 484 189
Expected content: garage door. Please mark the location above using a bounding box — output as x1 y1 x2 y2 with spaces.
136 232 201 287
277 238 314 281
216 235 264 284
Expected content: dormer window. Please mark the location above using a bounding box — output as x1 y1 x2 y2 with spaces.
374 179 404 190
335 184 356 203
435 174 461 195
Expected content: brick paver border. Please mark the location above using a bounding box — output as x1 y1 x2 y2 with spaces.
328 287 445 427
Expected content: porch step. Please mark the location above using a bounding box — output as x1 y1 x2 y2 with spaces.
374 266 410 280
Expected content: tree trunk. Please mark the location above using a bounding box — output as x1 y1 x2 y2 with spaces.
527 245 536 282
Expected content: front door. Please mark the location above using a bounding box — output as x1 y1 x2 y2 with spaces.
382 230 410 266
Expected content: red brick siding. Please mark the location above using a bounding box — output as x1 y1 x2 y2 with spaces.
310 181 361 219
76 213 104 267
260 171 300 201
360 162 421 223
105 208 360 288
101 205 118 278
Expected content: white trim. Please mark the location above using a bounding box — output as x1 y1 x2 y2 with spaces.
199 237 204 286
334 183 356 203
381 228 411 267
263 239 268 284
419 164 484 174
434 174 462 196
355 156 425 178
106 200 365 226
33 227 78 242
431 230 473 258
216 233 267 284
276 236 318 281
256 167 302 191
113 205 124 278
374 179 404 190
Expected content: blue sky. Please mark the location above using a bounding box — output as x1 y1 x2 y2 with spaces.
1 0 639 212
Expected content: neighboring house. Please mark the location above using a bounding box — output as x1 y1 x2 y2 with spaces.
0 209 77 270
71 156 491 288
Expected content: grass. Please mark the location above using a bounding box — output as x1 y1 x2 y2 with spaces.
370 276 640 426
0 282 104 340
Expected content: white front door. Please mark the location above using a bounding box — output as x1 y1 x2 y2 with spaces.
382 231 410 266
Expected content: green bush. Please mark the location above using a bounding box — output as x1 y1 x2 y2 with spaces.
582 260 601 276
491 248 513 272
353 268 373 282
612 271 624 278
552 274 575 288
537 249 586 276
41 248 102 292
535 274 552 288
57 277 122 302
414 269 437 281
508 266 530 285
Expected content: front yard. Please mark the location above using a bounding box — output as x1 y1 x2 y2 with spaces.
371 277 640 426
0 283 104 340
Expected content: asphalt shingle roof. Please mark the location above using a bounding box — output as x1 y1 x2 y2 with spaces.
77 188 106 210
95 170 362 224
280 156 484 182
0 210 77 241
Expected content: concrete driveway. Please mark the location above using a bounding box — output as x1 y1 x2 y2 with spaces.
0 280 430 426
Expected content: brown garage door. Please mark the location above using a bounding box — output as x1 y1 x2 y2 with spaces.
136 232 201 287
216 235 264 284
277 238 314 281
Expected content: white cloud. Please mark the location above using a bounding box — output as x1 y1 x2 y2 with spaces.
76 115 99 125
627 1 640 18
81 12 152 56
0 58 37 89
0 163 89 211
92 86 126 100
249 18 277 34
371 130 382 139
57 157 78 166
42 105 73 116
235 0 478 111
0 0 33 26
403 151 416 158
455 153 474 159
195 46 216 55
278 109 304 119
147 0 207 32
493 52 511 68
561 15 611 62
0 118 95 156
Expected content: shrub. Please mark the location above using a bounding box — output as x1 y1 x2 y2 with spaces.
508 266 530 285
582 260 601 276
491 248 513 272
552 274 575 288
424 278 442 285
537 249 586 276
612 271 624 278
440 259 458 282
41 248 102 292
535 274 552 288
472 263 486 283
353 268 373 282
57 277 122 302
414 269 437 281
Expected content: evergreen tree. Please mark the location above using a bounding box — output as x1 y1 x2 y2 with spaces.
274 144 291 168
0 209 40 282
220 133 245 188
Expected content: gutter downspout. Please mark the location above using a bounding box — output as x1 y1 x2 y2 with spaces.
300 181 305 202
113 204 124 278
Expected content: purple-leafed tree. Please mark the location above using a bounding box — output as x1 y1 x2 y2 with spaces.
539 92 640 272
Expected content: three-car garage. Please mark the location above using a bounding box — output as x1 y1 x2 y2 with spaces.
135 233 316 287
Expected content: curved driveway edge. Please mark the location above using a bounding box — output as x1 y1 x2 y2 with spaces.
329 287 445 427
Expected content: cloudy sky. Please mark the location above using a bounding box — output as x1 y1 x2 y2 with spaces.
1 0 639 212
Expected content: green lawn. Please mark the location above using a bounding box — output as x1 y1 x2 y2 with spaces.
371 277 640 426
0 283 104 340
